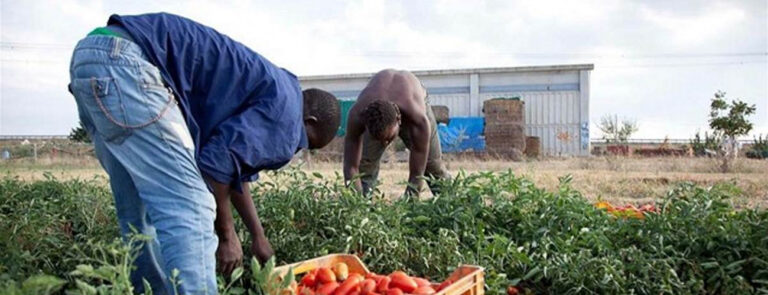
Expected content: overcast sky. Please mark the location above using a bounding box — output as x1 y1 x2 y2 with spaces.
1 0 766 139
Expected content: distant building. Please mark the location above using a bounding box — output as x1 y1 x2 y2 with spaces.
300 64 593 156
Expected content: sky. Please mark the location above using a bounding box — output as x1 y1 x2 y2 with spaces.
1 0 766 139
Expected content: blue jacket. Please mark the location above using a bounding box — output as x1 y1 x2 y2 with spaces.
109 13 308 189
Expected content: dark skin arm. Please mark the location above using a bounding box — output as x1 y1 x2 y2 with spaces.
205 176 273 276
404 112 431 196
343 108 365 192
205 175 242 276
229 182 273 263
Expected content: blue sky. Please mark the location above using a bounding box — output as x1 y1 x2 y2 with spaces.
1 0 766 139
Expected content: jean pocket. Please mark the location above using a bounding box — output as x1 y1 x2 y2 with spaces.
71 77 132 142
71 76 175 143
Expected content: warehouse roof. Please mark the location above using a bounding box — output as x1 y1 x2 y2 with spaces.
300 64 594 81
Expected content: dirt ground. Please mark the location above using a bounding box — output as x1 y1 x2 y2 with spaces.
2 155 767 208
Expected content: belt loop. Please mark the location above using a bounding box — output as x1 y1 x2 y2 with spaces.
110 37 121 59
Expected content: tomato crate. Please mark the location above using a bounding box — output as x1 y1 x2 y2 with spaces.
274 254 485 295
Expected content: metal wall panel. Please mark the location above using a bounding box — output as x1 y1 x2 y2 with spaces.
428 94 471 117
479 91 581 155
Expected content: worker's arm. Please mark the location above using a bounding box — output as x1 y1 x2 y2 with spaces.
405 113 430 196
229 182 273 264
343 111 365 192
204 175 242 276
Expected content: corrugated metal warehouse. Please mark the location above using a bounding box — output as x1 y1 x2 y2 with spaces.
300 64 594 156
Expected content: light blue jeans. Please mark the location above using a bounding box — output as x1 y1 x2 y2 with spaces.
69 36 218 294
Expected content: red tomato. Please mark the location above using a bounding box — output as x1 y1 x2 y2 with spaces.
301 273 318 288
506 286 519 295
385 289 403 295
317 268 337 284
435 279 453 292
360 279 377 295
317 282 340 295
389 272 418 293
334 276 362 295
366 273 385 283
412 286 436 295
376 276 391 293
413 278 431 288
348 273 365 282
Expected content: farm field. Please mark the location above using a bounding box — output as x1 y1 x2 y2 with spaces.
1 156 767 294
3 156 767 207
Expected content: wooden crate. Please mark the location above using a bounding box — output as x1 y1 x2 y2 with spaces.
274 254 485 295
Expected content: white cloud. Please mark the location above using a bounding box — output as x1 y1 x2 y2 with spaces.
0 0 765 137
640 2 746 46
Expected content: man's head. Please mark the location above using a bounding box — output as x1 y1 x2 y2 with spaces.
361 100 401 145
302 88 341 149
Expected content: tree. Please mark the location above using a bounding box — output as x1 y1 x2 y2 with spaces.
708 90 756 172
598 114 638 144
68 121 91 143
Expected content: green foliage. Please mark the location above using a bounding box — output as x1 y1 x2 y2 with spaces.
746 135 768 159
689 131 723 157
598 114 638 144
0 175 118 280
68 122 91 144
1 170 768 294
709 91 756 138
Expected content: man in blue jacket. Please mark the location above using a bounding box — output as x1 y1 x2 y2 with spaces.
69 13 340 294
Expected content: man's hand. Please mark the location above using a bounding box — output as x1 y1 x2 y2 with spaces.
403 181 421 198
251 235 274 264
216 231 243 276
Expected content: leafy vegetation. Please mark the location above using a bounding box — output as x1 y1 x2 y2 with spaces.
68 121 91 144
689 131 722 157
746 135 768 159
1 168 767 294
597 114 638 144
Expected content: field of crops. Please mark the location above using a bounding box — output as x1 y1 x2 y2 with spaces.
2 166 768 294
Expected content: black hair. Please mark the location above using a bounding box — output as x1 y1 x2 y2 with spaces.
303 88 341 145
361 100 400 139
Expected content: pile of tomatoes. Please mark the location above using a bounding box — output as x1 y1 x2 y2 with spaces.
294 263 453 295
595 201 659 219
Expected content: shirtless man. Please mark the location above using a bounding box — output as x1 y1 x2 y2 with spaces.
344 69 450 196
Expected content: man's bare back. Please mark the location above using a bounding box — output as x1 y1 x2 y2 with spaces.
352 69 428 127
344 69 448 196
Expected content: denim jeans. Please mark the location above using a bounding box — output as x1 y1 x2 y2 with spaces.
69 35 218 294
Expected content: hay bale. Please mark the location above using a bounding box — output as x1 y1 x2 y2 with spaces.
483 99 526 159
431 105 450 124
524 136 540 158
483 99 524 123
484 123 526 154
